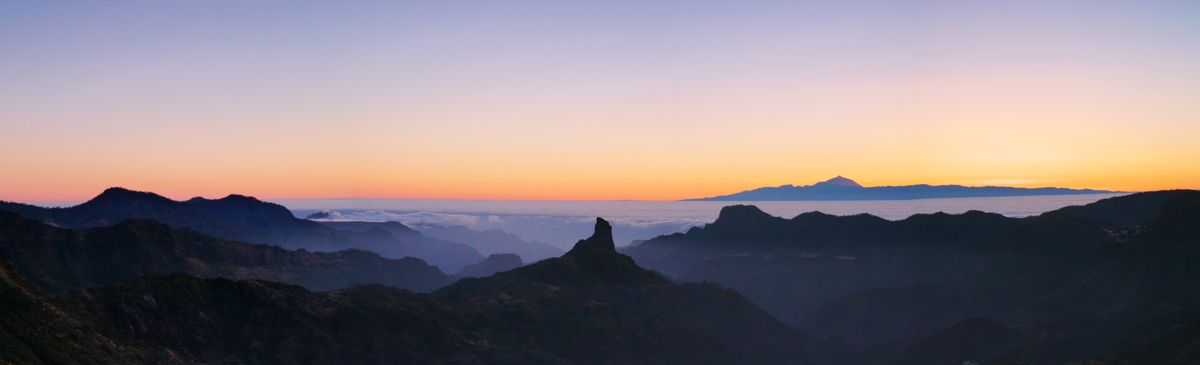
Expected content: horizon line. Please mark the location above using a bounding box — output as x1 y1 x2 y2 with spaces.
0 178 1171 205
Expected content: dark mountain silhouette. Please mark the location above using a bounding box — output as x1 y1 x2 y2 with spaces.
0 188 319 240
627 190 1200 364
0 188 484 271
687 176 1114 200
455 253 523 278
0 218 816 364
0 209 449 293
431 218 817 364
5 186 1196 364
439 219 667 293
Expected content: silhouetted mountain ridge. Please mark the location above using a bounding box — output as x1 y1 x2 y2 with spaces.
688 176 1114 201
0 217 815 364
0 188 484 271
813 175 863 188
0 209 449 293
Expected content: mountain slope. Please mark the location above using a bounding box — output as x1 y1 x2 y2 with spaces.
0 188 483 271
0 251 185 365
455 253 524 278
1092 321 1200 365
688 176 1113 201
57 275 518 365
0 209 449 293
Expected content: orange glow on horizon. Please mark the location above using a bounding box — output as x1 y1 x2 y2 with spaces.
2 169 1195 205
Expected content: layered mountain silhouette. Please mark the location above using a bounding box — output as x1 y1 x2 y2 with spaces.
627 190 1200 364
687 176 1114 200
3 186 1197 364
306 211 564 263
0 188 484 271
0 209 449 293
0 217 814 365
312 220 484 272
413 224 564 262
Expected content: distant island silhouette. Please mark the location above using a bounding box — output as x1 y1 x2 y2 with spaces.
686 176 1116 201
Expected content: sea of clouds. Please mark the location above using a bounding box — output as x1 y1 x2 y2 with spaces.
301 209 700 249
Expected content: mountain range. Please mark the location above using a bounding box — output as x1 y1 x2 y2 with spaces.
0 188 485 272
311 218 564 263
2 186 1198 364
687 176 1115 201
0 218 815 364
0 209 449 293
628 189 1200 364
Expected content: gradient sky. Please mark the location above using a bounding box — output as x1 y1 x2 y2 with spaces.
1 1 1198 202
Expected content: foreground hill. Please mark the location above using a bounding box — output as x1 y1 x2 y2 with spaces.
688 176 1113 201
1 218 816 364
0 209 449 293
0 188 484 271
628 190 1200 364
0 252 189 364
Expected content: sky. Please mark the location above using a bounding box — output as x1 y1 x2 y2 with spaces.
1 1 1198 203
